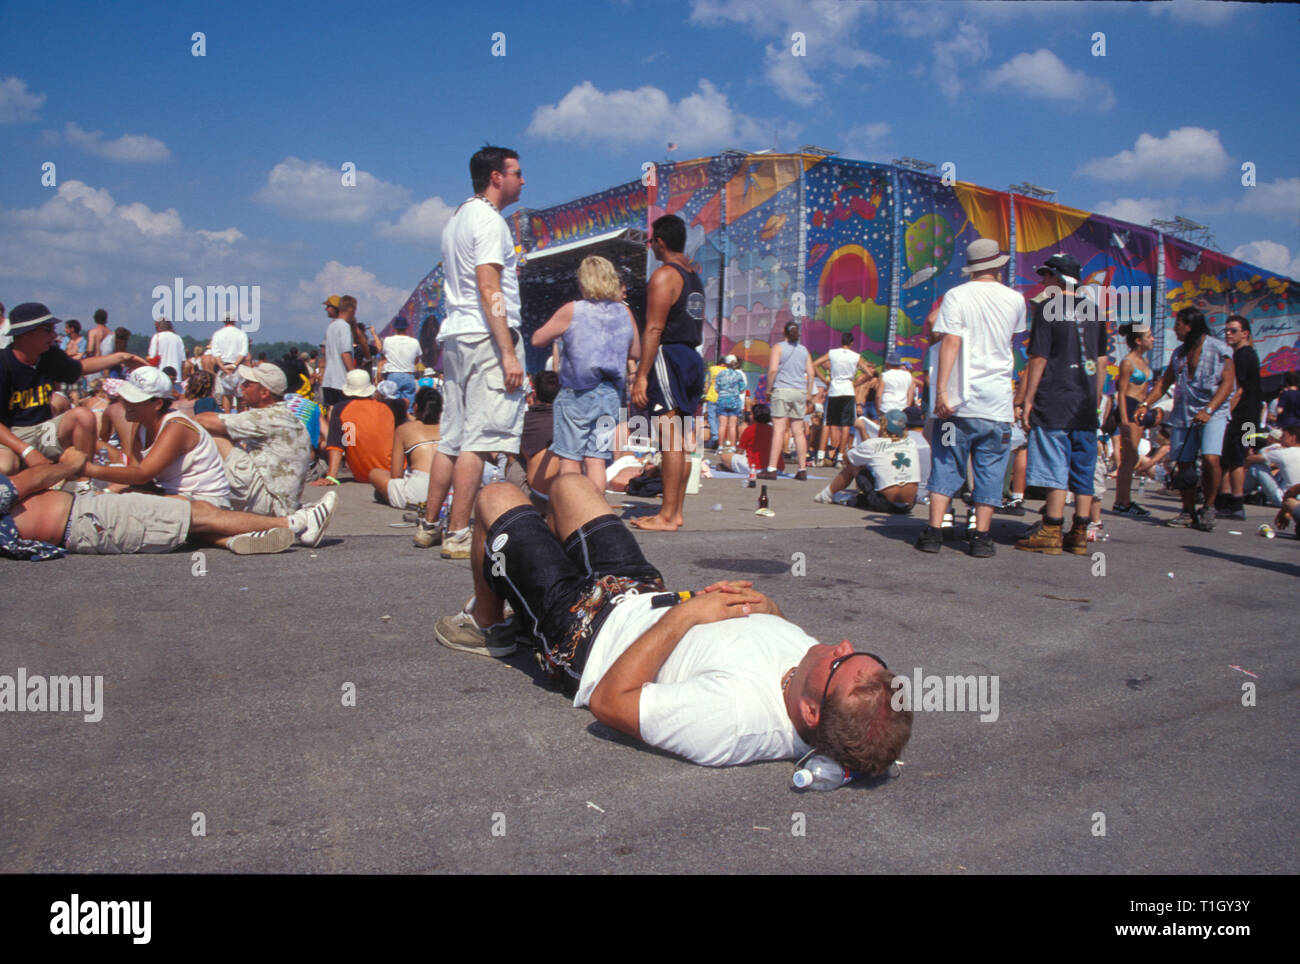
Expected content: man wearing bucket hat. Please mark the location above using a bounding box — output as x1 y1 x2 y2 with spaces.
0 302 144 476
916 239 1027 557
195 362 313 516
313 369 395 487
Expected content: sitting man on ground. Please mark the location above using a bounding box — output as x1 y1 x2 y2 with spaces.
1 449 336 559
1 302 144 471
813 409 919 513
312 369 396 487
717 402 774 477
433 474 913 771
195 362 313 516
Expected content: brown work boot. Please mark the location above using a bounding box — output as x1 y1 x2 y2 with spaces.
1063 519 1090 555
1015 521 1063 554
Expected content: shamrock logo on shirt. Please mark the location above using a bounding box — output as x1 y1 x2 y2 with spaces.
892 452 912 470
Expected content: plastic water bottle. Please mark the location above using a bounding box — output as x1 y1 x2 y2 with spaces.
792 754 859 791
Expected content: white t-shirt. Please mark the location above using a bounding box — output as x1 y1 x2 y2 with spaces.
439 196 520 341
323 318 353 391
827 348 859 397
1263 445 1300 488
933 280 1027 422
381 334 422 373
209 325 249 366
575 594 813 767
148 330 187 377
879 368 912 412
849 435 921 487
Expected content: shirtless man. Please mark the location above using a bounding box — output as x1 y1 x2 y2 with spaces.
1 450 337 558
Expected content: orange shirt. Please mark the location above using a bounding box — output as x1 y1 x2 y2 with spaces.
326 397 395 482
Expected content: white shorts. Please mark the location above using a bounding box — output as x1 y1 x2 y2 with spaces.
224 449 282 516
386 470 430 509
438 334 526 457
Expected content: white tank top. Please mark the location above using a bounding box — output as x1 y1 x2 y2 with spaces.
139 411 231 506
828 348 859 397
880 368 912 412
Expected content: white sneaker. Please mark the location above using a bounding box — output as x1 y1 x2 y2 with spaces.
290 490 338 547
227 528 294 555
813 487 835 504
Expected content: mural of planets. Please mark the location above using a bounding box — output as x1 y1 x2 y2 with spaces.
818 244 879 307
905 213 955 275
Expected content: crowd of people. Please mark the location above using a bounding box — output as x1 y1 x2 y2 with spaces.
4 146 1296 780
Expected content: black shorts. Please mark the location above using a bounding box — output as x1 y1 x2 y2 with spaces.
648 343 704 416
1124 395 1141 422
1220 417 1249 469
323 387 343 408
482 506 665 683
825 395 855 427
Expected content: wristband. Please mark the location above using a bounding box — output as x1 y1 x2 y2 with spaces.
21 445 35 459
326 476 341 485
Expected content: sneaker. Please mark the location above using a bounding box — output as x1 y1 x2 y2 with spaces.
440 526 473 559
1166 511 1195 527
1063 520 1090 555
1113 502 1152 518
756 469 780 480
813 487 835 504
434 610 517 659
915 526 942 553
289 490 338 547
1015 522 1063 554
1218 505 1246 521
1191 508 1216 532
794 470 808 481
412 518 444 548
227 527 294 555
998 497 1026 516
968 531 996 558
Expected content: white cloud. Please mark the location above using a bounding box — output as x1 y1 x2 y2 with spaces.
1236 177 1300 219
0 76 45 123
1078 127 1231 183
841 122 892 161
377 196 456 243
527 80 775 152
1149 0 1242 26
53 121 170 162
1092 196 1181 225
255 157 410 222
292 261 408 325
0 180 261 327
933 23 990 100
984 49 1114 111
1230 241 1300 279
690 0 882 104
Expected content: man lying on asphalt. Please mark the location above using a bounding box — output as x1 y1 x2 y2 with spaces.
1 449 336 559
436 474 913 770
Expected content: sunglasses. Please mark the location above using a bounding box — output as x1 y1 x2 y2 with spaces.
819 651 887 719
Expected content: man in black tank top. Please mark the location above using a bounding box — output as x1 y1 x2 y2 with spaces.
630 214 706 532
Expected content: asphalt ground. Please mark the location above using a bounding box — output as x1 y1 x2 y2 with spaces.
1 470 1296 875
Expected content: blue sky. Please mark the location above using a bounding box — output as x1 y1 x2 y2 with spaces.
1 0 1296 343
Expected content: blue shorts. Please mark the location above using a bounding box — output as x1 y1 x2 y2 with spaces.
927 416 1012 507
716 395 744 417
648 343 704 416
1026 426 1098 495
1169 416 1228 462
551 382 620 461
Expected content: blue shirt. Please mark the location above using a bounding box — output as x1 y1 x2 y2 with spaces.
1169 335 1232 428
0 473 65 560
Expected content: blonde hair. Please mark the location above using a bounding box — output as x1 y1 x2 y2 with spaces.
577 256 622 302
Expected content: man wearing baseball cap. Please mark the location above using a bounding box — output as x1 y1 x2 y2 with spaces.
195 362 313 515
0 302 144 476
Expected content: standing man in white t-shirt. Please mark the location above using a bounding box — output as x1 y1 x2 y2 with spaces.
813 331 874 466
414 145 526 558
209 315 251 413
876 350 915 415
916 238 1027 557
377 317 422 412
148 318 187 378
321 295 356 416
